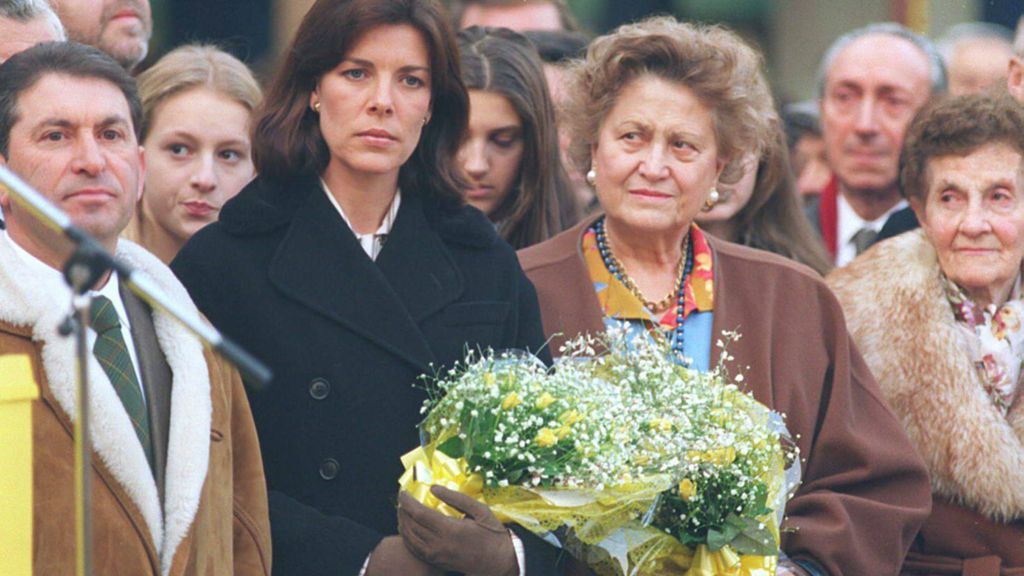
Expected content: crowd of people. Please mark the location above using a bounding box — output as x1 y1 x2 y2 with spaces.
1 0 1023 574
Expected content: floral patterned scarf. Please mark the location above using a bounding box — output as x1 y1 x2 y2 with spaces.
941 273 1024 415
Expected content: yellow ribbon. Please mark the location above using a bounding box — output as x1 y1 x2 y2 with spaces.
687 544 776 576
398 446 484 518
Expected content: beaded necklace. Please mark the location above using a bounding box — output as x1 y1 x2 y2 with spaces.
593 217 694 358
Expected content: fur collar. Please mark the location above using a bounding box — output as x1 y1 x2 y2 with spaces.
828 230 1024 522
0 237 211 576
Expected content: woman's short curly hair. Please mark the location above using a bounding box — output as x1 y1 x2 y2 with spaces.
899 92 1024 203
563 16 776 185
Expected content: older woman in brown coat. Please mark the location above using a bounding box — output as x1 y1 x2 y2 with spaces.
518 17 932 576
829 93 1024 575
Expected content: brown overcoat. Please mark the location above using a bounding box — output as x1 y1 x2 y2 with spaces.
518 216 932 576
829 230 1024 576
0 238 271 576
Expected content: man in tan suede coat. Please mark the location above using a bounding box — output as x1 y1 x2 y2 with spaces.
0 42 270 575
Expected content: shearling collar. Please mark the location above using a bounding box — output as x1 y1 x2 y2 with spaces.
0 237 212 576
828 230 1024 522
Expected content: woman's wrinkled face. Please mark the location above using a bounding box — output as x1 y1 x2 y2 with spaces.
312 24 433 179
458 90 524 218
696 153 758 224
591 75 725 236
915 142 1024 303
142 87 254 244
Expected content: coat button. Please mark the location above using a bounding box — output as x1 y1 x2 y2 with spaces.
309 378 331 400
319 458 340 480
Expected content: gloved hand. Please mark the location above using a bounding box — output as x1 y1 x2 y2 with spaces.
364 535 443 576
397 486 518 576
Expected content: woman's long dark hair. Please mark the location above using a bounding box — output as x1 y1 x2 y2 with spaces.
731 126 833 276
458 26 579 249
252 0 468 210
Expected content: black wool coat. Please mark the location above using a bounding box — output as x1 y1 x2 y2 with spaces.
172 174 559 576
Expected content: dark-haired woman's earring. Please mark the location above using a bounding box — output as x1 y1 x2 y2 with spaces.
702 188 720 212
312 101 321 113
586 168 597 187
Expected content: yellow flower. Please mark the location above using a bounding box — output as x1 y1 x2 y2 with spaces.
535 428 558 448
688 447 737 466
555 424 572 440
559 410 583 425
501 392 521 410
483 372 496 387
648 418 673 432
678 478 696 501
535 392 556 409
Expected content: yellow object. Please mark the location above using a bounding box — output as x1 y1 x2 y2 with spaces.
534 428 558 448
535 392 556 409
398 445 484 518
500 392 521 410
0 354 38 576
677 478 696 501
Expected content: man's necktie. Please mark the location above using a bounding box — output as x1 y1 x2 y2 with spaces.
90 295 153 468
851 227 879 256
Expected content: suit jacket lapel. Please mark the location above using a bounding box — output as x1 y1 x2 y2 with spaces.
120 281 172 502
269 187 449 372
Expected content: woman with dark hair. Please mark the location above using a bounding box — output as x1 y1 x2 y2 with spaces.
457 26 579 249
696 127 833 276
172 1 559 575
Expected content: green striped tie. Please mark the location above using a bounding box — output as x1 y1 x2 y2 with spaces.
90 295 153 470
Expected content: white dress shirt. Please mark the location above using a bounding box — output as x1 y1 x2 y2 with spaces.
835 193 908 267
320 178 401 261
2 231 146 403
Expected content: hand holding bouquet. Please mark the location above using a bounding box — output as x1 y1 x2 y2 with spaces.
399 330 799 575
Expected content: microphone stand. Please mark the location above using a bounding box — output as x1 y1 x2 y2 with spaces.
0 166 272 576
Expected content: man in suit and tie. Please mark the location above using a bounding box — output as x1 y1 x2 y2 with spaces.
809 23 946 266
0 41 271 575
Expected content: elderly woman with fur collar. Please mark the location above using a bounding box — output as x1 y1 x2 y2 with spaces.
829 93 1024 575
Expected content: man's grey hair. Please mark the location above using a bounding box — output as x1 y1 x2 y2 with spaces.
816 22 947 98
937 21 1013 64
0 0 66 41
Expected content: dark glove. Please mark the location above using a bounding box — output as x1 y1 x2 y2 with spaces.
364 535 443 576
398 486 519 576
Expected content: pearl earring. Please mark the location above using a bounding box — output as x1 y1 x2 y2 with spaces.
586 168 597 186
702 188 720 211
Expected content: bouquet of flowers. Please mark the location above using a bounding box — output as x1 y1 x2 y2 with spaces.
398 329 798 575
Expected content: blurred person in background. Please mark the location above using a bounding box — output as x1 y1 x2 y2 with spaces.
519 18 931 574
937 22 1014 97
829 92 1024 576
0 0 65 63
523 28 597 214
458 26 578 249
697 128 833 276
49 0 151 71
450 0 577 32
124 44 261 264
1008 17 1024 103
811 23 946 266
782 100 832 200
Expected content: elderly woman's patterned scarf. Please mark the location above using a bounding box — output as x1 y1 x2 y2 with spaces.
941 273 1024 415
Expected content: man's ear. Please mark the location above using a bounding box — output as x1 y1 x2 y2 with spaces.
135 145 145 202
1009 57 1024 103
0 152 9 210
